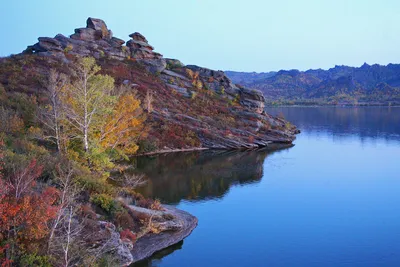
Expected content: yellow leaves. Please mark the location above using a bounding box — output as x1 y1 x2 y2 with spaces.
8 114 24 134
186 69 194 79
98 94 144 155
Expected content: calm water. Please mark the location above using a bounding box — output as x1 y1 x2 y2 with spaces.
133 107 400 267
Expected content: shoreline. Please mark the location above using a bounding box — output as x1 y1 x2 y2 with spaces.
135 142 297 157
129 205 198 264
135 147 209 156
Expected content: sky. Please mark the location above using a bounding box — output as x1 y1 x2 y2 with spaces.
1 0 400 72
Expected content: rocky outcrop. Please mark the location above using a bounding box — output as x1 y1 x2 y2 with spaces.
128 205 197 263
24 18 162 64
239 87 265 114
16 17 299 151
22 17 268 115
127 32 162 60
186 65 241 96
88 204 197 266
96 221 134 266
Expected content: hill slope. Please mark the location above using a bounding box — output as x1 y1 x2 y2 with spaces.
0 18 297 152
226 64 400 105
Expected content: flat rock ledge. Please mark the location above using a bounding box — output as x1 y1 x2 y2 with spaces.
130 205 198 263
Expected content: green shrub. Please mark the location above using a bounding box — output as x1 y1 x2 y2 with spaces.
75 174 115 195
19 253 52 267
64 44 73 53
137 139 158 154
90 193 117 213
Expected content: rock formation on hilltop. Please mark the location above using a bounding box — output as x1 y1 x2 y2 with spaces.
6 17 298 151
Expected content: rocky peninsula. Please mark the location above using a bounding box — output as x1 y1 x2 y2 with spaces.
0 17 298 266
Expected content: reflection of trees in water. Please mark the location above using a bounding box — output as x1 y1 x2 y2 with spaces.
132 149 288 204
266 107 400 141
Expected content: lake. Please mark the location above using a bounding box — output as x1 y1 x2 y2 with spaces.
133 107 400 267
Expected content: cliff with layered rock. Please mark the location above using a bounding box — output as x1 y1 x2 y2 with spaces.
226 64 400 105
2 17 298 152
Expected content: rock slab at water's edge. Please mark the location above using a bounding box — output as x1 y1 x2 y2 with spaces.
130 205 198 263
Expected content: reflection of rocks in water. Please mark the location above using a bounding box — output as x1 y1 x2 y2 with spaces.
132 148 290 204
131 241 183 267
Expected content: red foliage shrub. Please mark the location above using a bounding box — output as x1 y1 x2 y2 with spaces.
120 229 136 243
115 211 135 230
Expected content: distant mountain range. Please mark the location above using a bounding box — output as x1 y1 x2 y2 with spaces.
226 63 400 105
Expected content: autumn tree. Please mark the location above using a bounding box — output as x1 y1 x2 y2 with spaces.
0 158 59 264
61 57 114 154
98 93 145 155
39 69 68 152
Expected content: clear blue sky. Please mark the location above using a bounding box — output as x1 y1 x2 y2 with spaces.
1 0 399 72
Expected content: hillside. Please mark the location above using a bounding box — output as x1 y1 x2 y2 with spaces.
226 64 400 105
0 17 299 266
1 18 297 152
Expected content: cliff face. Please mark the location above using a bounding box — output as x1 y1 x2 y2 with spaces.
226 64 400 105
2 18 298 151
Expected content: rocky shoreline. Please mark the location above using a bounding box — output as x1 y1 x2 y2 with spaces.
129 205 198 264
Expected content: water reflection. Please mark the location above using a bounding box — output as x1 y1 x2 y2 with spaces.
266 106 400 141
134 107 400 267
132 241 183 267
132 148 291 204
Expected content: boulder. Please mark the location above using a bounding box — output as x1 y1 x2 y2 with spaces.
129 205 198 263
138 58 167 73
86 17 112 39
239 87 265 114
126 39 154 50
96 221 133 267
186 65 241 96
110 37 125 47
129 32 148 43
70 28 98 41
37 37 62 51
127 32 162 60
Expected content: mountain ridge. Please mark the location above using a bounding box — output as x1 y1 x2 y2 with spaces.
226 63 400 105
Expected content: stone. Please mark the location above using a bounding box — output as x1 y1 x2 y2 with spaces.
86 17 112 39
186 65 241 96
96 221 133 266
166 84 190 97
32 37 63 52
110 37 125 47
126 39 154 50
129 32 148 43
162 70 190 80
70 28 98 41
129 205 198 263
138 58 167 73
239 87 265 114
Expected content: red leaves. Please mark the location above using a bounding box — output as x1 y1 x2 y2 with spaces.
120 229 136 243
0 157 60 256
0 244 12 267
